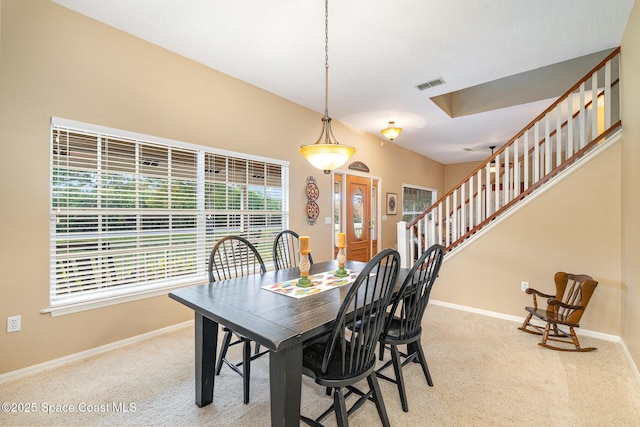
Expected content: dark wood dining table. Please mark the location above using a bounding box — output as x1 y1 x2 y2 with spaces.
169 259 408 427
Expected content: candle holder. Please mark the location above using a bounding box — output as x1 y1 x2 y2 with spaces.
297 251 312 287
334 246 348 277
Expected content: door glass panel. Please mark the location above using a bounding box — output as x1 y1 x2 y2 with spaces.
353 188 363 239
334 179 341 239
371 185 377 239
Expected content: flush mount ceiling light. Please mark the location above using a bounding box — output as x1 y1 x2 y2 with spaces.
381 121 402 141
299 0 355 174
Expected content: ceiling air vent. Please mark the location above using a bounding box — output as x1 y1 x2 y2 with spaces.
416 77 445 91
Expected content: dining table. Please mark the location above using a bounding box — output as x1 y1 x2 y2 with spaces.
169 259 409 427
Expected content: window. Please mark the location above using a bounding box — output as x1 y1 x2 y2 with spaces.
402 185 435 222
50 117 289 312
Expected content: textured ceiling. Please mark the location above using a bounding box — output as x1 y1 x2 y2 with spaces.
51 0 634 164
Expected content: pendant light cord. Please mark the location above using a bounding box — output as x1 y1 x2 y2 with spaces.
324 0 330 117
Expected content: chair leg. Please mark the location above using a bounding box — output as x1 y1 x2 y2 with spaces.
390 345 409 412
367 373 391 427
518 313 539 334
410 340 433 387
243 340 251 404
333 388 348 427
378 341 385 361
569 327 581 349
216 330 233 375
540 322 552 347
520 313 530 328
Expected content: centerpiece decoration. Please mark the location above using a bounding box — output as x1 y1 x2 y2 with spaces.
334 232 348 277
297 236 312 287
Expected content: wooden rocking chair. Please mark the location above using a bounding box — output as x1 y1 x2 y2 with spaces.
518 272 598 352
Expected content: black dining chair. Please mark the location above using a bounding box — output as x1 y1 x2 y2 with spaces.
301 248 400 427
272 229 313 270
376 244 444 412
208 235 268 404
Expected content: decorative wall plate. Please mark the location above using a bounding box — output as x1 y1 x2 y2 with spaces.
306 200 319 219
306 181 319 200
306 176 319 225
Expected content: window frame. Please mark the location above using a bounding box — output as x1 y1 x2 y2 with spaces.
401 184 436 223
47 117 289 316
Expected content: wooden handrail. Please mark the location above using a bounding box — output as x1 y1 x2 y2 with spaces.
434 80 620 221
414 120 621 245
407 47 621 230
445 121 621 251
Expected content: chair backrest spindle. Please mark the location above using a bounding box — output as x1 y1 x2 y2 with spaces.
272 230 313 270
321 248 400 377
383 244 445 341
208 236 266 282
549 272 597 323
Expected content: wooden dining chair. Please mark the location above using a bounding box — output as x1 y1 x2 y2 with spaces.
518 271 598 351
207 235 268 404
376 244 444 412
272 229 313 270
300 248 400 427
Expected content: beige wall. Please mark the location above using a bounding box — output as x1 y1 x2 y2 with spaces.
0 0 443 373
621 1 640 368
444 160 483 193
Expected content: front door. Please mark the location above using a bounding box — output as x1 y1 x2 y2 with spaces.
346 175 371 262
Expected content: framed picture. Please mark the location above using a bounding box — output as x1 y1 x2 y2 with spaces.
386 193 398 215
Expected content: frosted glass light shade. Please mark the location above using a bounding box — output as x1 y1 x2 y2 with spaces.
299 143 355 171
381 121 402 140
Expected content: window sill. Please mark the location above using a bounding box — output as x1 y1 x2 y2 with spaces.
41 279 208 317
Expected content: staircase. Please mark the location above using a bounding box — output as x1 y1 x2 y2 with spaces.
397 48 622 268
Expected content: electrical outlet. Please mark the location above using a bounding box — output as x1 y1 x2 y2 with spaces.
521 281 529 292
7 315 21 333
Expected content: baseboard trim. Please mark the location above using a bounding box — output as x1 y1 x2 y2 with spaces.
0 321 193 384
620 337 640 385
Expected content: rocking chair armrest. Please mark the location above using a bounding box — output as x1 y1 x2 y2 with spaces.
525 288 555 308
547 298 585 311
525 288 555 299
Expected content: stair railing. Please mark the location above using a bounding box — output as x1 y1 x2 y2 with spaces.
397 48 621 268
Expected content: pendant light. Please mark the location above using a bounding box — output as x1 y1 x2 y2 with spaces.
381 121 402 141
489 145 496 173
299 0 355 174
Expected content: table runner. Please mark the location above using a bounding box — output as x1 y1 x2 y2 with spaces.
261 269 358 298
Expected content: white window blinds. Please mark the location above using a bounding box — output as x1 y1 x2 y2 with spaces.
50 118 288 308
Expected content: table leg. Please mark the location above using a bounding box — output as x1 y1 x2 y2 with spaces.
269 345 302 427
194 312 217 407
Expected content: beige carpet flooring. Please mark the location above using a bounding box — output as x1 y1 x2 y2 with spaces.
1 304 640 426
